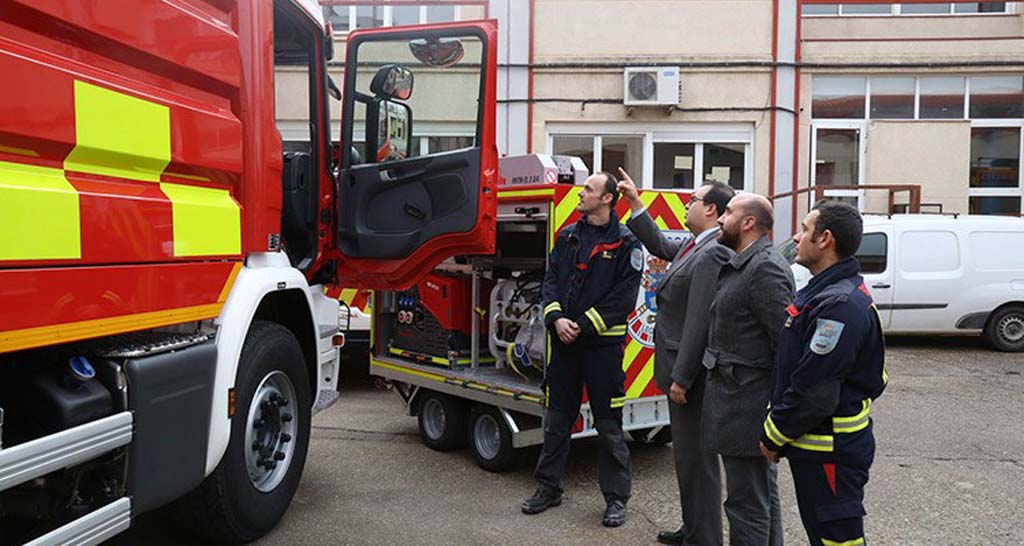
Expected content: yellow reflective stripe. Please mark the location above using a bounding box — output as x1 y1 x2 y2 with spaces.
544 302 562 317
625 349 656 399
64 81 170 182
0 303 222 353
599 324 626 336
662 192 689 226
655 215 669 230
763 419 789 448
822 538 865 546
833 399 872 433
585 307 607 333
791 433 834 453
160 182 241 256
0 161 81 260
339 289 358 304
609 396 627 409
766 415 794 445
216 262 243 303
554 188 579 233
498 188 555 198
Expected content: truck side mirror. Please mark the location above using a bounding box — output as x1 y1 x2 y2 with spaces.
366 98 413 163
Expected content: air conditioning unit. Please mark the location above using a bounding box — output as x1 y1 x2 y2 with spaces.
623 66 680 106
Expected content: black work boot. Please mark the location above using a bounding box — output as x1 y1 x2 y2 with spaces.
521 488 562 515
602 499 627 527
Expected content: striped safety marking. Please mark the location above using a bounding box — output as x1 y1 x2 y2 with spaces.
3 80 240 261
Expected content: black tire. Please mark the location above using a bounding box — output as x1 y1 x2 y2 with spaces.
174 321 311 543
984 305 1024 352
632 426 672 445
416 391 467 452
468 405 517 473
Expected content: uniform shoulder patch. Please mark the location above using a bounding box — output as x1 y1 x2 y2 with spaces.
630 247 643 271
810 318 845 355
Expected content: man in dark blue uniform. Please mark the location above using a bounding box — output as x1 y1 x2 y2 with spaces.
521 171 643 528
759 201 888 546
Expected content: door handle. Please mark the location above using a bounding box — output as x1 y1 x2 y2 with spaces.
872 283 891 289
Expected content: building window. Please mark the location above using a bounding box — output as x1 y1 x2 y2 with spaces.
919 76 965 119
970 76 1024 119
323 3 463 33
870 76 915 119
813 77 867 119
813 75 1024 121
653 143 696 190
802 2 1007 16
547 125 753 192
968 124 1023 214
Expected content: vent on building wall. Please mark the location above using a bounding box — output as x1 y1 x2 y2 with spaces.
623 67 680 106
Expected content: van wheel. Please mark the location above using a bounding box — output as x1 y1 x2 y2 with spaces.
417 391 467 451
984 305 1024 352
175 321 311 542
469 405 517 473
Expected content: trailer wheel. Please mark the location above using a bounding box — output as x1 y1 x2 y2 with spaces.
632 426 672 446
469 405 517 473
984 305 1024 352
417 391 467 451
175 321 311 542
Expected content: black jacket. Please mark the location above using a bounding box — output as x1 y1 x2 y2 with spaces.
542 211 643 346
762 257 888 465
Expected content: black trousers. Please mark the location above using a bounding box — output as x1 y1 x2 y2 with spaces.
790 459 870 546
533 339 632 503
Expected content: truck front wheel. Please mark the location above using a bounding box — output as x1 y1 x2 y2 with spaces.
176 321 311 542
416 391 467 452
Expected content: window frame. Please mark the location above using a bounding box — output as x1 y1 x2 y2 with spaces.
325 3 464 34
967 119 1024 214
855 232 889 275
545 122 754 192
801 2 1013 17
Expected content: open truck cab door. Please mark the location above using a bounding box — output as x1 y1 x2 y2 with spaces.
333 22 498 289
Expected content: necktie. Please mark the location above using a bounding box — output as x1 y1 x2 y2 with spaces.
679 239 696 258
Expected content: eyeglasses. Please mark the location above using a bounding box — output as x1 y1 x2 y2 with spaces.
687 196 704 207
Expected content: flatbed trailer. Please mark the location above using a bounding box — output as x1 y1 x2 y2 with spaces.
370 178 694 471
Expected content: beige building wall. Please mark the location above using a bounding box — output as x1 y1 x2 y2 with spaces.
865 121 971 213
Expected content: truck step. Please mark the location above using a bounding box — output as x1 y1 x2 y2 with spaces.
24 497 131 546
0 412 133 492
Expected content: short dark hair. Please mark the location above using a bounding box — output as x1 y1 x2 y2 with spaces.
812 200 863 258
700 181 735 218
598 171 619 208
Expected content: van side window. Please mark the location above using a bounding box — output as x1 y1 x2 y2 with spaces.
900 231 960 273
855 233 887 274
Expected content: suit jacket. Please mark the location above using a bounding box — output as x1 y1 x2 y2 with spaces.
626 211 733 394
700 235 795 457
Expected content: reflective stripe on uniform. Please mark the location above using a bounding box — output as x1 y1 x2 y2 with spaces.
584 307 607 333
822 538 864 546
610 396 626 409
764 415 794 448
833 398 872 434
791 433 834 453
599 324 626 336
544 301 562 318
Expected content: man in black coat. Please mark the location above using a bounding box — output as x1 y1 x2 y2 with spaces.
703 193 794 546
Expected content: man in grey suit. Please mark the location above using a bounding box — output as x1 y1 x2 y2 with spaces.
703 193 794 546
617 169 734 546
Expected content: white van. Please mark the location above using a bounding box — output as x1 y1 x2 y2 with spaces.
778 214 1024 352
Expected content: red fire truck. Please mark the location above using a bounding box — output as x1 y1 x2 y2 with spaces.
0 1 498 543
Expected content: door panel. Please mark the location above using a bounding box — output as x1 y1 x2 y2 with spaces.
334 22 497 289
856 229 894 328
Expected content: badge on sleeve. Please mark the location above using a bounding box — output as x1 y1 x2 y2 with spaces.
630 248 643 271
810 318 845 355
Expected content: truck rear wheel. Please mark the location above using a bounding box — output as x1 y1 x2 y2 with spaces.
984 305 1024 352
175 321 311 543
417 391 467 452
469 405 517 473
